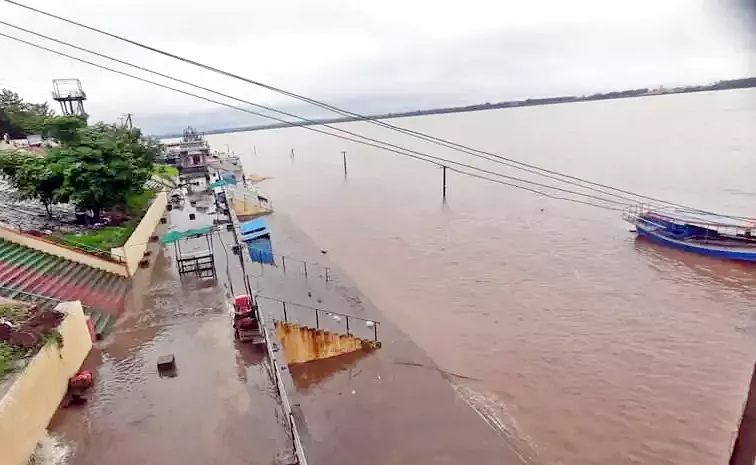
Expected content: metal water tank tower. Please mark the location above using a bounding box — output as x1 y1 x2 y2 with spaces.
51 79 87 116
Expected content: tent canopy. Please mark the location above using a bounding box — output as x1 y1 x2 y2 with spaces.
160 225 214 244
207 178 237 189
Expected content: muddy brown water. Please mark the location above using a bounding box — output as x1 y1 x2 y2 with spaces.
208 88 756 465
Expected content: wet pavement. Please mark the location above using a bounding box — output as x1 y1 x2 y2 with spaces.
248 213 529 465
46 185 526 465
47 192 292 465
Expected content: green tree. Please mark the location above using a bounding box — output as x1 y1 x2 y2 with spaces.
0 151 68 218
0 89 54 137
47 123 158 221
41 115 87 143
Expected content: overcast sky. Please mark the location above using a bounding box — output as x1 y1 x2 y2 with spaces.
1 0 754 134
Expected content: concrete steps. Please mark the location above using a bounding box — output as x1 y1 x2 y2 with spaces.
0 239 128 338
274 321 381 365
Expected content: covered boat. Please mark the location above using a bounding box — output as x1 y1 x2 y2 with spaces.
623 205 756 261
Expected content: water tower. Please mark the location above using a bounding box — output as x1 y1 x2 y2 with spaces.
51 79 87 116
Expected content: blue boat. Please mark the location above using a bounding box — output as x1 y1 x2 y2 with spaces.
623 206 756 262
239 218 274 264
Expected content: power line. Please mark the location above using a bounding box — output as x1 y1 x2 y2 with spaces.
5 0 750 220
0 27 628 210
0 20 629 209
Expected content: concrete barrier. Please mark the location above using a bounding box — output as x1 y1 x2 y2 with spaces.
0 301 92 465
112 191 167 276
0 226 128 277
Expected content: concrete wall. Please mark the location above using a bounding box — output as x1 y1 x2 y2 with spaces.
0 301 92 465
275 322 372 365
112 191 167 276
0 226 128 277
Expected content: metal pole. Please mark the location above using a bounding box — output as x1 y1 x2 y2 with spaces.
282 301 287 322
342 151 347 177
346 316 350 335
315 309 319 329
373 324 378 342
325 267 329 283
442 165 447 202
731 363 756 465
303 261 308 279
282 255 286 273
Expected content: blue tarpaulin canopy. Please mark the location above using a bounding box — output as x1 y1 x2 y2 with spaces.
240 218 270 242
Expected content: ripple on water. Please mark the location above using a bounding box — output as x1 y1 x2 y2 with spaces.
31 432 74 465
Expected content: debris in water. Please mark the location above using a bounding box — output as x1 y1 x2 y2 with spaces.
157 354 176 373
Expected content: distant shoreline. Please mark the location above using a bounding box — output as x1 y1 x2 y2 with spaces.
157 77 756 139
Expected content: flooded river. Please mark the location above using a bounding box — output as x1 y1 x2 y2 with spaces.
209 89 756 465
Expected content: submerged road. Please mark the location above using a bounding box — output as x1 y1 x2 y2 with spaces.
48 193 292 465
47 184 526 465
248 213 529 465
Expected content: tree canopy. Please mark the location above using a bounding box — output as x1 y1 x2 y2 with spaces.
0 111 160 221
0 89 55 139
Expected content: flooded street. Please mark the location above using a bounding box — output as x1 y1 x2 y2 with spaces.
47 203 291 465
209 89 756 465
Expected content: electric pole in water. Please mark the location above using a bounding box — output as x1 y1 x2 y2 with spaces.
442 165 447 202
342 151 347 178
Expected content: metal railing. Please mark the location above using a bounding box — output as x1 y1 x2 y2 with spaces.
257 294 380 343
252 279 309 465
245 244 333 283
48 235 128 264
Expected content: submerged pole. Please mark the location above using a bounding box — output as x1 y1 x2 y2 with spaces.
442 165 447 202
342 151 348 178
731 363 756 465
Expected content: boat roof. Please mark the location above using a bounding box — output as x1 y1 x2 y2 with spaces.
648 208 756 229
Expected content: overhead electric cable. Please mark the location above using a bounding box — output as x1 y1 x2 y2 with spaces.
5 0 750 219
0 27 629 209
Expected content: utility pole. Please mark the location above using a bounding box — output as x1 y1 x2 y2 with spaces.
731 363 756 465
442 165 447 202
342 151 347 178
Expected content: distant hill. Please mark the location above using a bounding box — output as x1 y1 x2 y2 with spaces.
157 77 756 139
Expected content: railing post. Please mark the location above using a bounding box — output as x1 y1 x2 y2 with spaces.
303 261 308 279
374 323 378 342
315 309 319 329
282 301 287 322
346 315 350 335
282 255 286 273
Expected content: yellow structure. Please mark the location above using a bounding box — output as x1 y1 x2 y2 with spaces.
0 301 92 465
275 321 378 365
112 191 167 276
232 198 273 221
